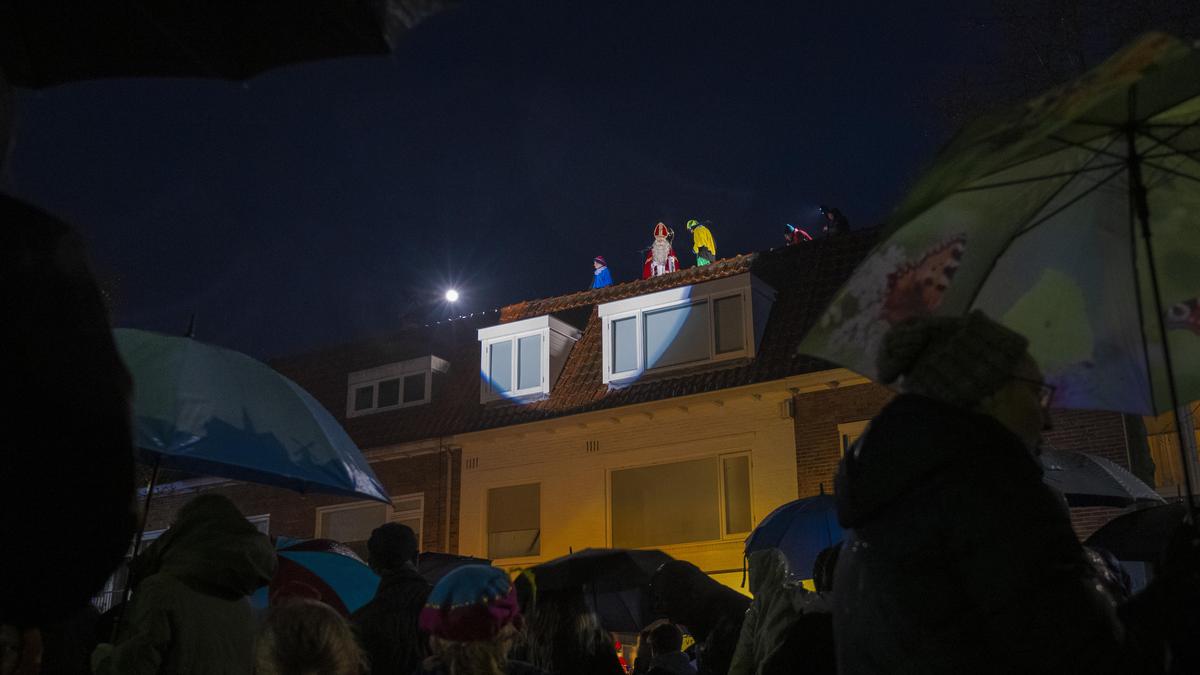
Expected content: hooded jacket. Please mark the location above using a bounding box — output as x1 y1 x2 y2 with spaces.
832 394 1132 675
728 549 834 675
92 495 276 675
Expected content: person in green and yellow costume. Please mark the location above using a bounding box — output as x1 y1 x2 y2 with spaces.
686 219 716 266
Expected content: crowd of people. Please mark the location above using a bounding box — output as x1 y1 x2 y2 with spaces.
5 184 1200 674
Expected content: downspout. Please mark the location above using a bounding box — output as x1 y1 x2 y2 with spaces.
441 440 454 553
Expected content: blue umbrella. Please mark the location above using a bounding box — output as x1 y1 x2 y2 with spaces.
744 493 844 581
251 538 380 616
115 328 389 503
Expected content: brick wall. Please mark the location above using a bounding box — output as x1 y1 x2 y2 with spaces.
794 386 1132 539
793 383 895 499
141 448 461 553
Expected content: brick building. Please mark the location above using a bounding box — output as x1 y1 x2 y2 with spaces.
125 228 1166 600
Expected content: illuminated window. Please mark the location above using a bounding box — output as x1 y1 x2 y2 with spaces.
478 316 581 403
599 273 775 383
487 483 540 559
1143 405 1200 490
610 453 752 548
346 356 448 417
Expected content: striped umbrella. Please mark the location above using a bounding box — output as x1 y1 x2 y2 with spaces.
253 537 380 617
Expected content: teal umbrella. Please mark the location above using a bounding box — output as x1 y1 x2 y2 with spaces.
799 33 1200 513
115 328 389 503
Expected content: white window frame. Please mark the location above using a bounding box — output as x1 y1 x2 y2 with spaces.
314 494 425 548
477 315 580 402
838 420 871 456
346 356 449 417
599 274 771 384
606 451 753 549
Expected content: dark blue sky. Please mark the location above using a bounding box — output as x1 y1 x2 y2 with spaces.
5 1 1001 358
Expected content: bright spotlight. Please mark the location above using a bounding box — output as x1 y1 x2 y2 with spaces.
445 289 460 303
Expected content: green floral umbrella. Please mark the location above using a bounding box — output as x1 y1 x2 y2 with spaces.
799 33 1200 504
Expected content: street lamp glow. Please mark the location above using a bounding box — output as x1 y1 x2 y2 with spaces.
444 289 460 303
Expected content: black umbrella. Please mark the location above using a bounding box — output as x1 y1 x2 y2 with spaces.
0 0 457 88
417 551 491 585
1084 503 1188 562
1040 447 1165 508
532 548 672 593
531 548 673 634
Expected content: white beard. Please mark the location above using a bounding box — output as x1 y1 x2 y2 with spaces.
652 238 671 265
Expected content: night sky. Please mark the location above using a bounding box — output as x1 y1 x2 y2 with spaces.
5 1 1040 358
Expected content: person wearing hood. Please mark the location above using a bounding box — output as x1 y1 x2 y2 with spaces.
727 547 836 675
650 560 749 675
832 310 1200 674
352 523 432 675
90 494 276 675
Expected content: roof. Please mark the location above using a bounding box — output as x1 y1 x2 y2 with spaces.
271 231 879 448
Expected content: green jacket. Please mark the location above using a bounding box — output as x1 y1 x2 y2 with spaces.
729 549 832 675
93 495 276 675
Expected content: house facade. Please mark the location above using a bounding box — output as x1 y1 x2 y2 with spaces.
131 229 1168 598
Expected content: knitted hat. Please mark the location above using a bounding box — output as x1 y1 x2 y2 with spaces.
593 255 607 266
876 310 1029 408
419 565 522 642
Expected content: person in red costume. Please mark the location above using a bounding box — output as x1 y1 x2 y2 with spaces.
642 222 679 279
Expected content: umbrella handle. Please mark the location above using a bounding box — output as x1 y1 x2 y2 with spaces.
1126 97 1197 523
111 456 161 641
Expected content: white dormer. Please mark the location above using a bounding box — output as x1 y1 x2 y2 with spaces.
598 273 775 384
346 355 450 417
477 315 581 403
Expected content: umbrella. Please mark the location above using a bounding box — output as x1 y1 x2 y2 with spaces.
798 32 1200 514
252 537 380 617
418 551 491 585
744 493 843 581
530 548 673 634
1 0 457 88
115 328 389 503
1084 503 1188 562
1040 447 1165 507
531 548 672 593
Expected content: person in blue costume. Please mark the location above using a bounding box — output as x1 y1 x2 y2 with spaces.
592 255 613 289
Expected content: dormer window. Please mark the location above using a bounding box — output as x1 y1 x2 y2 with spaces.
599 273 775 384
346 356 449 417
478 315 581 402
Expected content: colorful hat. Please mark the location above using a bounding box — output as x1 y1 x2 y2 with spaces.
653 222 670 238
418 565 522 642
594 255 607 266
686 219 699 230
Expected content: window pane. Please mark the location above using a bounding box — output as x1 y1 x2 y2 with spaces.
489 340 513 393
644 301 710 370
403 372 426 404
488 484 540 558
722 456 752 534
713 295 746 354
320 504 388 546
518 335 542 391
612 317 638 372
612 458 720 548
354 385 374 411
377 378 401 407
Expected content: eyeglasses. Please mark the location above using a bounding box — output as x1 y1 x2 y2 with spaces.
1012 376 1056 412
